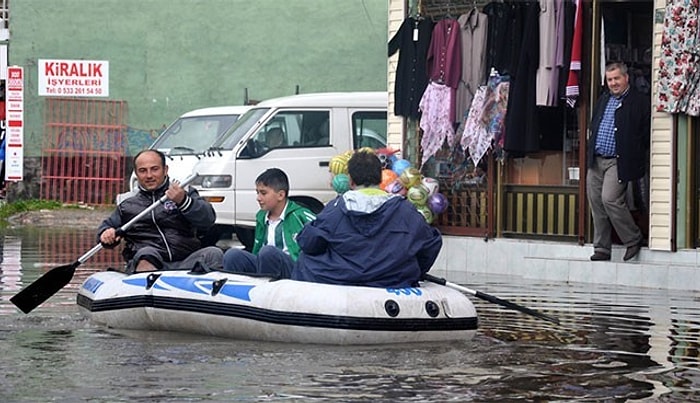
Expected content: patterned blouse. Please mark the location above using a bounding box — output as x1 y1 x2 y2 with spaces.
656 0 700 116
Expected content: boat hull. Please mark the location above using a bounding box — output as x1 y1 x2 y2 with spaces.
77 270 478 345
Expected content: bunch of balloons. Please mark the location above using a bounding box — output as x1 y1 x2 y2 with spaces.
328 148 449 224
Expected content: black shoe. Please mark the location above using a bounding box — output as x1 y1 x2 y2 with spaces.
590 252 611 261
623 243 642 261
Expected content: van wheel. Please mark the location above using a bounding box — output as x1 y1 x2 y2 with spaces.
234 227 255 251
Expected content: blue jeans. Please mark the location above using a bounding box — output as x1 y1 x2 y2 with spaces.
222 245 294 279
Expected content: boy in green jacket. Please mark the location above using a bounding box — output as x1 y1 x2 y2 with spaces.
222 168 316 277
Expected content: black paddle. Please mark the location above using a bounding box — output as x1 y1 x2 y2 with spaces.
422 273 560 325
10 174 198 314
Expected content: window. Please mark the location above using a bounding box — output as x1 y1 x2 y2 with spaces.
244 110 331 157
152 114 240 154
352 111 387 149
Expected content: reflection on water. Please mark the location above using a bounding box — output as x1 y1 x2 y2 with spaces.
0 226 699 401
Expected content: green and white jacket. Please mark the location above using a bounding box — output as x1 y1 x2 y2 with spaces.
252 200 316 261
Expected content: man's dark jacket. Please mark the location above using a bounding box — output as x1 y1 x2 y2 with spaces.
587 86 651 182
97 177 216 263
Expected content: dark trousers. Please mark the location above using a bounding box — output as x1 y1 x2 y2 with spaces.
222 245 294 279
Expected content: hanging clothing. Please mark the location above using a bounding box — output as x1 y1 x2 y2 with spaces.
461 86 489 165
419 82 455 166
504 1 541 155
565 0 582 107
388 17 435 118
456 9 489 123
536 0 565 106
657 0 700 116
426 18 462 123
460 75 510 166
426 18 462 88
484 0 527 77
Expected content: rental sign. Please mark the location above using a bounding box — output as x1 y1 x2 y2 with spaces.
38 59 109 97
5 66 24 181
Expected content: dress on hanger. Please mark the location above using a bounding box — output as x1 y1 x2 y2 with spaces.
388 17 435 118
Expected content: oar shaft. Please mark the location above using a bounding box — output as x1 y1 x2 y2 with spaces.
77 243 105 265
422 273 560 325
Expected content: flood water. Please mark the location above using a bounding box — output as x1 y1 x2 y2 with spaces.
0 225 698 402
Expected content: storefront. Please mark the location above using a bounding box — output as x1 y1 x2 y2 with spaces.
387 0 700 253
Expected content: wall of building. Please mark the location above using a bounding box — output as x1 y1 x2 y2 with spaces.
9 0 388 157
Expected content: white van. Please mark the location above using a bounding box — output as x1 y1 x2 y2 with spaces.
191 92 388 248
130 105 252 190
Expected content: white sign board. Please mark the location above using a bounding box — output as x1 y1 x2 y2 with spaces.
5 66 24 182
38 59 109 97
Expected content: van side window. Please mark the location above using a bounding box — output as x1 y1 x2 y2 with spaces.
352 111 387 149
242 110 331 158
299 111 330 146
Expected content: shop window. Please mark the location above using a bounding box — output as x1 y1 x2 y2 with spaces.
505 107 579 186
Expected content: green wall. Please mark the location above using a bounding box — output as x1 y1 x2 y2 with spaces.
10 0 388 156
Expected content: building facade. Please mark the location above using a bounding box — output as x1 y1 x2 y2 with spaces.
387 0 699 290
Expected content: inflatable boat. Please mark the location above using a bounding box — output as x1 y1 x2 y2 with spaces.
76 270 478 345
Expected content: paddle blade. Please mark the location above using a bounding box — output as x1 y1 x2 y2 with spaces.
10 261 80 314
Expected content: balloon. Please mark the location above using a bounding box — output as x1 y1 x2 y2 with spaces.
332 173 351 194
376 148 398 170
427 193 449 215
399 167 422 188
329 152 352 175
407 185 429 206
421 177 440 196
392 159 411 176
417 205 434 224
385 179 407 196
380 169 398 191
377 153 391 169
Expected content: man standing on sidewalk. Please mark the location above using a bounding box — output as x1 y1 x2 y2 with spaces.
586 62 650 262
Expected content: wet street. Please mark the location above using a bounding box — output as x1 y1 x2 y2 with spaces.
0 225 698 402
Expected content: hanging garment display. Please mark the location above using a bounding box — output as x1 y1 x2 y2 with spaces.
419 82 456 166
565 0 582 107
503 1 541 154
460 75 510 166
389 17 435 118
426 18 462 123
657 0 700 116
456 8 489 123
536 0 565 107
483 0 527 78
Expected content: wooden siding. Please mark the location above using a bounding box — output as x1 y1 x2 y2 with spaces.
387 0 406 152
649 0 674 251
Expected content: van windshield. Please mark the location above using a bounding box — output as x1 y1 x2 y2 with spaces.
152 114 242 155
212 108 270 150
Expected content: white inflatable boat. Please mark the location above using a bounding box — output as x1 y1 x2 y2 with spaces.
77 270 478 345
